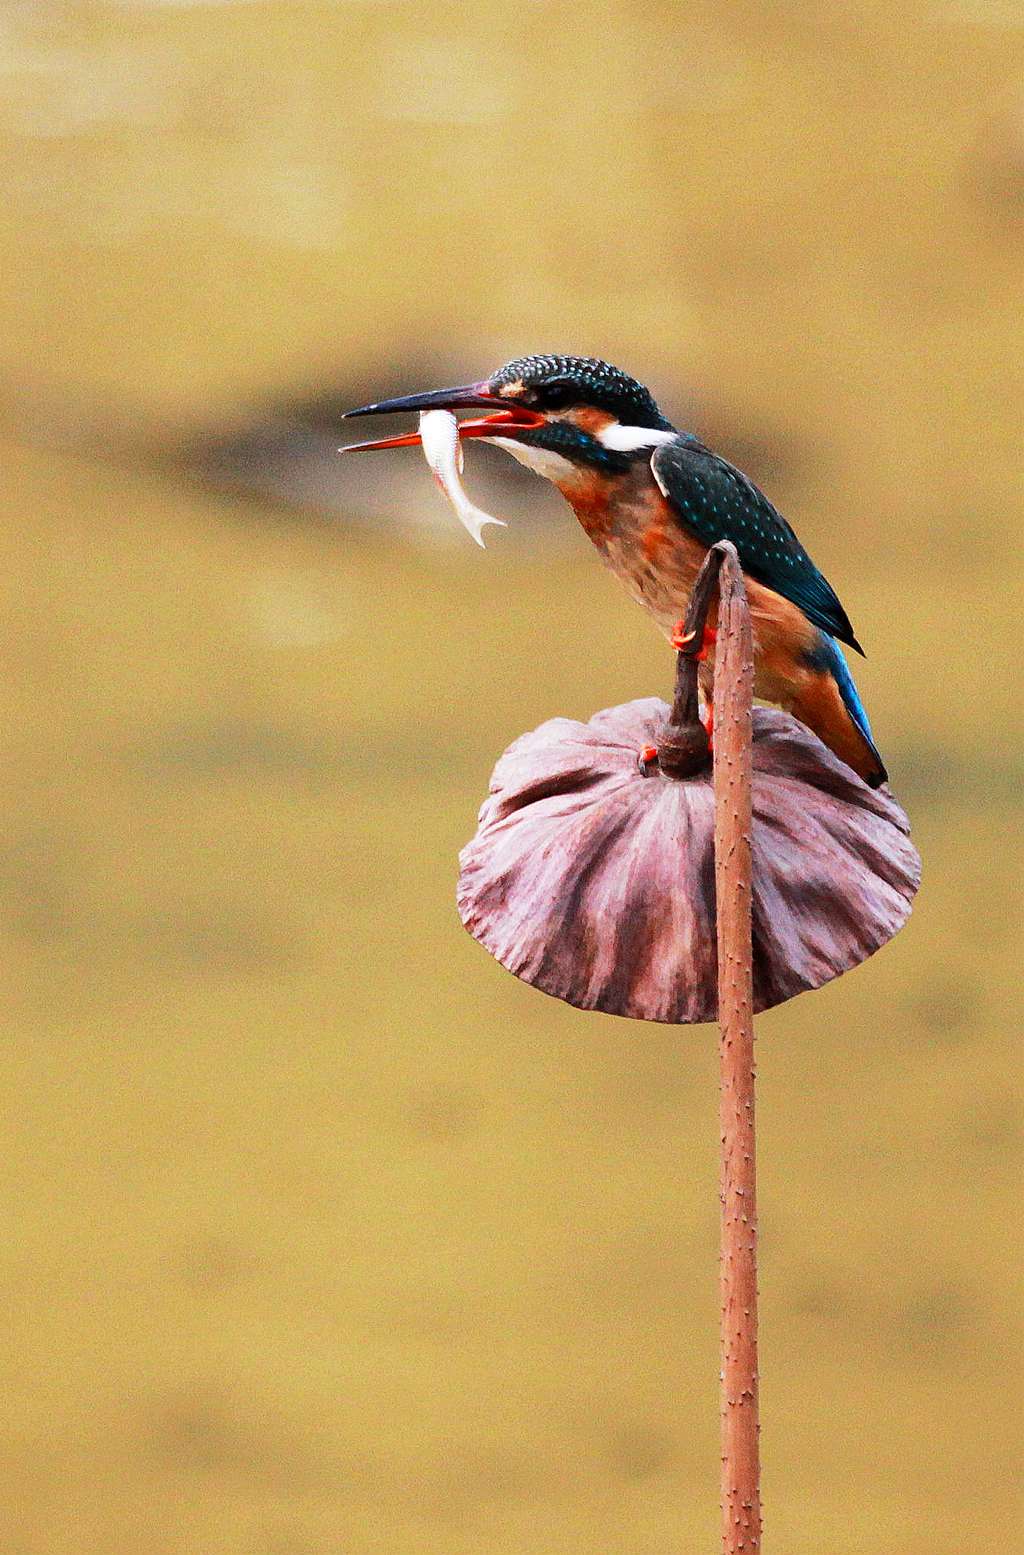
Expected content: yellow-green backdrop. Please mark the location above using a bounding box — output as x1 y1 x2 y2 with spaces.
1 4 1021 1552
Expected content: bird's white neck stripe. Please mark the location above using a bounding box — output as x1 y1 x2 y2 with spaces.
597 422 677 451
485 435 578 482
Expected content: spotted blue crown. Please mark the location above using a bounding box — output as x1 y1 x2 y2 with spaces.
490 355 673 432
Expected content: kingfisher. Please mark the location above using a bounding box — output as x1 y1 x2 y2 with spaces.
343 354 887 788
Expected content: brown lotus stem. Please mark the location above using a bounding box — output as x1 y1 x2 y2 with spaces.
656 542 729 779
712 544 761 1553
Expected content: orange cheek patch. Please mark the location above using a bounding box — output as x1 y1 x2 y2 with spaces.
573 406 615 437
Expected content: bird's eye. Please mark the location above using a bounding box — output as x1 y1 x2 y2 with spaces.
540 382 576 412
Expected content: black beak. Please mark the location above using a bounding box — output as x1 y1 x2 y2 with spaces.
343 382 506 419
339 381 546 453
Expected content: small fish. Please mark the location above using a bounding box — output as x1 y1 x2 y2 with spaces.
418 409 506 548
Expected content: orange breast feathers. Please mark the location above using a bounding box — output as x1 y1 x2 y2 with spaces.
557 472 827 704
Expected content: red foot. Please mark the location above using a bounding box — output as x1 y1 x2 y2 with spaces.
671 621 717 661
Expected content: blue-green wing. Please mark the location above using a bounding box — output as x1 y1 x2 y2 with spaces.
651 437 863 654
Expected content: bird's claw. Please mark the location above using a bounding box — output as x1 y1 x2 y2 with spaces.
671 621 717 661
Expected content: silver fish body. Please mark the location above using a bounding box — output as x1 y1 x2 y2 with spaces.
418 409 506 548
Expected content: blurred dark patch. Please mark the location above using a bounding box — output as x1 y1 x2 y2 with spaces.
889 745 1023 806
146 1390 228 1476
788 1270 972 1358
405 1083 485 1143
906 970 984 1043
0 360 562 536
607 1422 676 1481
970 91 1024 230
135 904 291 974
143 1388 332 1493
896 1282 973 1358
0 830 72 942
788 1272 851 1323
127 715 490 792
177 1237 259 1295
135 717 339 780
956 1095 1021 1155
181 356 565 534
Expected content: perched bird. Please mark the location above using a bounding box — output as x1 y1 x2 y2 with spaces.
343 354 886 787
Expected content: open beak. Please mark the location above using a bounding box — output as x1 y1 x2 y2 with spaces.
339 382 545 453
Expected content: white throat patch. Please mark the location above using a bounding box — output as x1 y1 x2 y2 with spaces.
485 435 578 483
597 422 677 452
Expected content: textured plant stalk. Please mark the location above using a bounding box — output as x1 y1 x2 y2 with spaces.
459 539 918 1543
713 546 761 1553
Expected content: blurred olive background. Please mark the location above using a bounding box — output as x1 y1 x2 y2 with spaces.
1 3 1022 1553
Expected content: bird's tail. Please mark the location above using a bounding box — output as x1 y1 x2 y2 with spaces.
791 636 888 788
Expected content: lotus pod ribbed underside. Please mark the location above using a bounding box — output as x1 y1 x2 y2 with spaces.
458 699 920 1025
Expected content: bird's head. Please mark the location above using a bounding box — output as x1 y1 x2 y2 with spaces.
342 354 677 485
